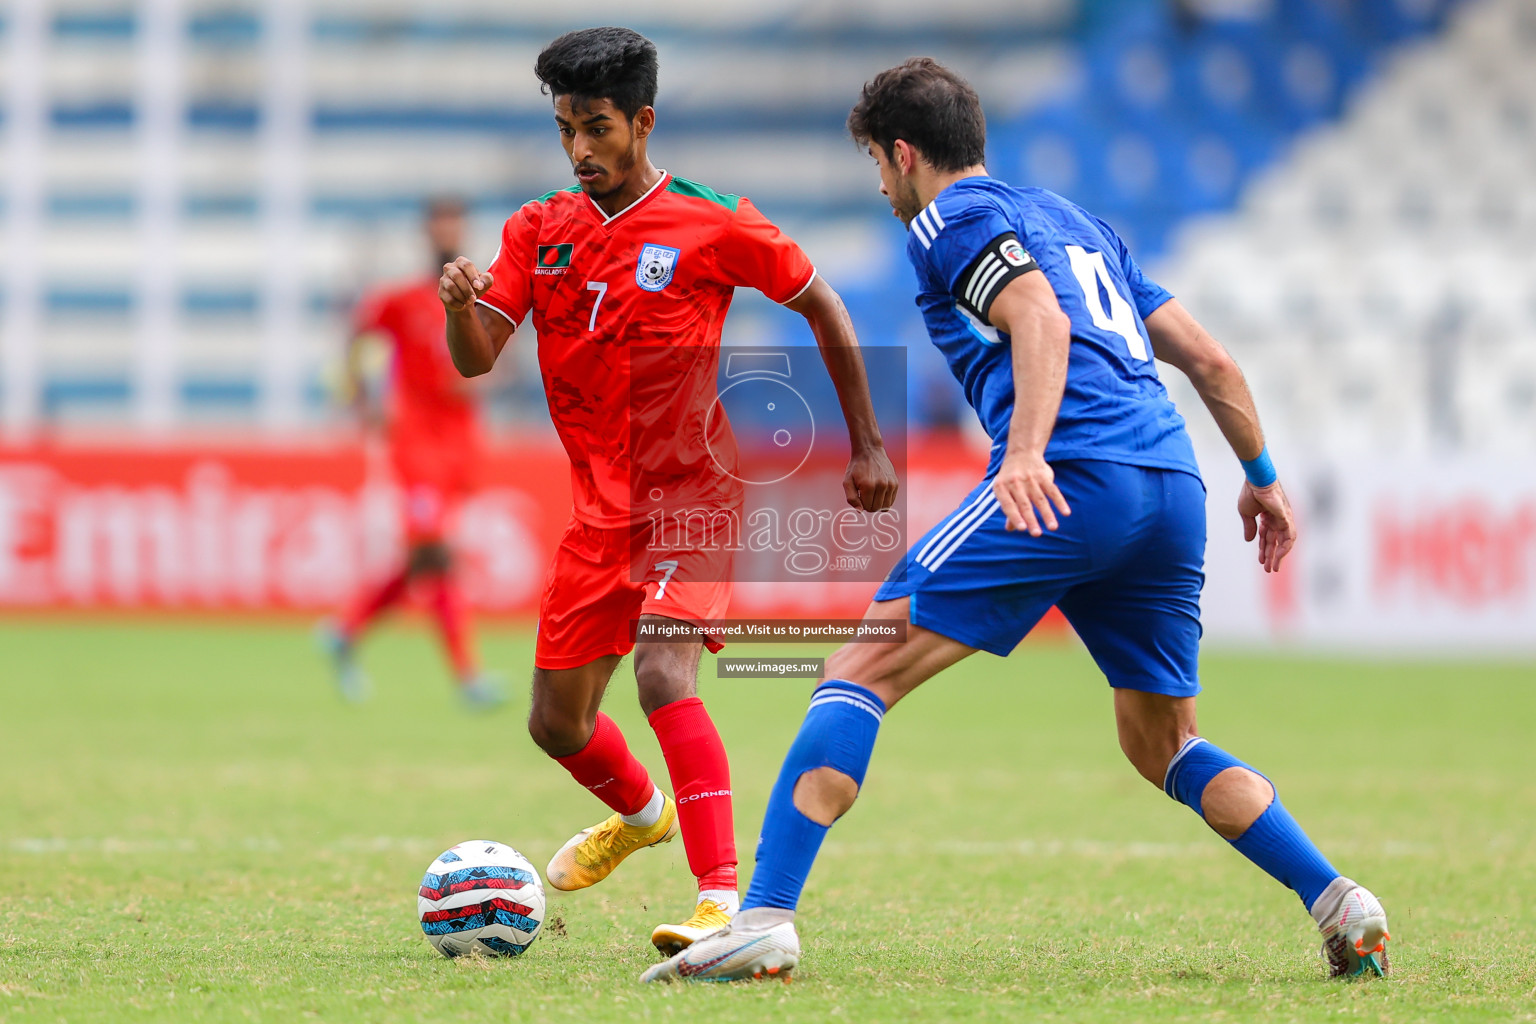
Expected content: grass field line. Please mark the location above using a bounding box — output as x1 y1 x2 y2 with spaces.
1 836 466 855
3 835 1442 858
3 627 1534 1020
827 838 1438 857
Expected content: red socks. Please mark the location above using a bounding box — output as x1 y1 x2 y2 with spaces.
342 569 478 682
554 714 656 817
421 573 476 680
549 699 738 895
649 697 738 893
341 566 410 639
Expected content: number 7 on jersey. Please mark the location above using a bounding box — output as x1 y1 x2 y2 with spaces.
585 280 608 333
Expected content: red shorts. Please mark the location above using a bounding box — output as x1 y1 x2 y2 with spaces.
401 483 455 544
534 518 732 670
392 431 476 546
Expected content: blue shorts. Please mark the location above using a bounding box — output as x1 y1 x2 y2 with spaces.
873 458 1207 697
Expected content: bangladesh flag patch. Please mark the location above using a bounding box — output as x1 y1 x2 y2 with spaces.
536 244 573 273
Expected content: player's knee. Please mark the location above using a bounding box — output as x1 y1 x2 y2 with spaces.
1117 729 1180 787
822 644 905 709
822 644 865 683
1114 702 1195 787
792 766 859 826
633 661 695 718
526 706 593 758
409 542 451 575
1200 766 1275 840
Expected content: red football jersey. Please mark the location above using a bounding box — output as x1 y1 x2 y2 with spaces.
354 277 483 491
478 172 815 528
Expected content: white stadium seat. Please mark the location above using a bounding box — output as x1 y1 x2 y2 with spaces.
1156 0 1536 456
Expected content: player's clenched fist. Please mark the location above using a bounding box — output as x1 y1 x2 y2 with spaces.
439 257 494 313
843 445 899 512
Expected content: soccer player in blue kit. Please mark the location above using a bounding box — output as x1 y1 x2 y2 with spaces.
644 58 1390 984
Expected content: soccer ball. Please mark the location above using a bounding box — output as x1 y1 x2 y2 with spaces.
418 840 546 958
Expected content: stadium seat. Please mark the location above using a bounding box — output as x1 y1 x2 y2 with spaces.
8 0 1494 433
1154 0 1535 457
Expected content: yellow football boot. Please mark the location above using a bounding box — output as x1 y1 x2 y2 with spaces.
545 796 679 892
651 897 736 956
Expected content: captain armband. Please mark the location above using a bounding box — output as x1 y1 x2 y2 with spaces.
952 232 1040 322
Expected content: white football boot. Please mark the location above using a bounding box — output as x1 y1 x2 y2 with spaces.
1312 877 1391 978
639 909 799 983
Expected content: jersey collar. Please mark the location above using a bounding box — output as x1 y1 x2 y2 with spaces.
584 169 670 227
933 174 993 202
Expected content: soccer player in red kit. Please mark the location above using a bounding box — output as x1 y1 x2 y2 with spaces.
438 27 899 951
320 198 507 709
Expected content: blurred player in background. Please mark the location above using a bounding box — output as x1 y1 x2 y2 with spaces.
438 28 897 952
648 59 1389 984
318 197 508 710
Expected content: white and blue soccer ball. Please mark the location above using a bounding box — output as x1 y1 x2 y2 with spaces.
418 840 545 958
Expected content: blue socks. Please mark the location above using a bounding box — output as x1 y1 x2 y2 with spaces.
1164 737 1340 911
742 680 885 912
741 692 1339 915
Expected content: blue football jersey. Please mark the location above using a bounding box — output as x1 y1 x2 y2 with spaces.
907 177 1199 478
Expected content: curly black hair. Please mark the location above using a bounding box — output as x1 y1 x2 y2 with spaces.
534 27 659 120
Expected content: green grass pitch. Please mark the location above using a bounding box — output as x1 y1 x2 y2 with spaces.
1 617 1533 1022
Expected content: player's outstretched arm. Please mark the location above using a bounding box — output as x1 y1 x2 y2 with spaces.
1143 298 1295 573
440 257 514 377
986 272 1073 537
784 276 899 512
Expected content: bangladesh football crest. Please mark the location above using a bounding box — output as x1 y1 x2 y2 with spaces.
636 243 681 292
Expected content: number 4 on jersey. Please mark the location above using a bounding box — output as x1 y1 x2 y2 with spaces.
1064 245 1147 361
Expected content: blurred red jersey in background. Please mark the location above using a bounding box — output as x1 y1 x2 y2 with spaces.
354 276 485 537
322 200 506 710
